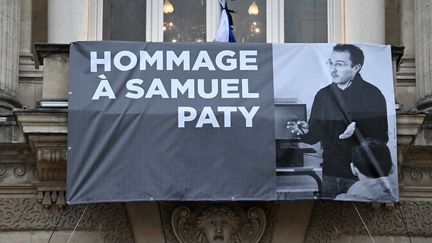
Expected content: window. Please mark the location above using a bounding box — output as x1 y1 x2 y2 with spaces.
230 0 266 43
284 0 328 43
163 0 206 42
92 0 340 43
103 0 147 41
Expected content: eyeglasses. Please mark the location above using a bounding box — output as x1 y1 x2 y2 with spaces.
325 61 349 69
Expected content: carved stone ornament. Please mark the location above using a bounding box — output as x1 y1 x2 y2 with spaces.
27 134 67 182
0 143 36 195
305 201 432 242
171 204 267 243
0 198 134 242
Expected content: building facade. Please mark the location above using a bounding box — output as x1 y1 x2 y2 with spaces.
0 0 432 242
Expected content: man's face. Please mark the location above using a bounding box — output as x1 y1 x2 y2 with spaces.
327 51 361 85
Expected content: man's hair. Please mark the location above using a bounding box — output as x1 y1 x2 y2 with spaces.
333 44 364 68
352 139 392 178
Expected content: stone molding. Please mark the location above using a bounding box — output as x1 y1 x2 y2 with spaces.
0 143 35 163
28 134 67 182
0 198 134 242
396 113 432 200
19 53 43 81
14 108 67 134
0 89 17 100
400 167 432 200
14 109 68 207
160 202 276 243
0 143 36 195
305 201 432 242
28 134 67 207
396 114 426 147
0 93 22 113
417 95 432 111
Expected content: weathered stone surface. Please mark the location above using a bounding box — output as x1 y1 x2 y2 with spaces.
16 76 43 109
126 202 165 243
337 235 431 243
0 143 35 195
0 231 104 243
270 202 315 243
305 201 432 242
345 0 385 43
42 57 69 100
0 120 26 143
0 198 134 242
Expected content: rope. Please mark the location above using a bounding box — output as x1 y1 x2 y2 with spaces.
396 202 413 243
352 202 375 243
67 204 89 243
47 206 66 243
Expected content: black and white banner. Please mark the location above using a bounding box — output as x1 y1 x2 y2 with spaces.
67 42 398 203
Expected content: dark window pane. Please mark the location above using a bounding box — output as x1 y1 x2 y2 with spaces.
163 0 206 42
230 0 266 43
103 0 146 41
284 0 327 43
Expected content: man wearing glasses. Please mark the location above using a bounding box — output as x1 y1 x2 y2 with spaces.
289 44 389 199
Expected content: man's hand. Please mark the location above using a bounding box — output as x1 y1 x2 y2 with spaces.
287 120 309 136
339 121 356 139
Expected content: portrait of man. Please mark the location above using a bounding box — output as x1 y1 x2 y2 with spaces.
290 44 389 199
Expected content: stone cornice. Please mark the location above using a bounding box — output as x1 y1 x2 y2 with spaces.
14 108 67 134
34 43 70 67
396 113 426 147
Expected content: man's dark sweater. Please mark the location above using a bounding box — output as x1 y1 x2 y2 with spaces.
302 74 388 179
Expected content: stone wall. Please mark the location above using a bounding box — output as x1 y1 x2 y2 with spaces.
305 201 432 243
0 198 134 243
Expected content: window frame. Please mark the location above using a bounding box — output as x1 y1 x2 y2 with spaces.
89 0 342 43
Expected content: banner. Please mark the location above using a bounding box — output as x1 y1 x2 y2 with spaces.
273 44 398 202
67 42 398 203
67 42 276 203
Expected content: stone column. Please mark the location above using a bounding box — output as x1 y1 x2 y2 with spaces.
400 0 415 57
415 0 432 111
0 0 20 111
17 0 44 110
344 0 385 44
44 0 88 104
396 0 416 112
20 0 32 55
19 0 34 71
47 0 89 43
